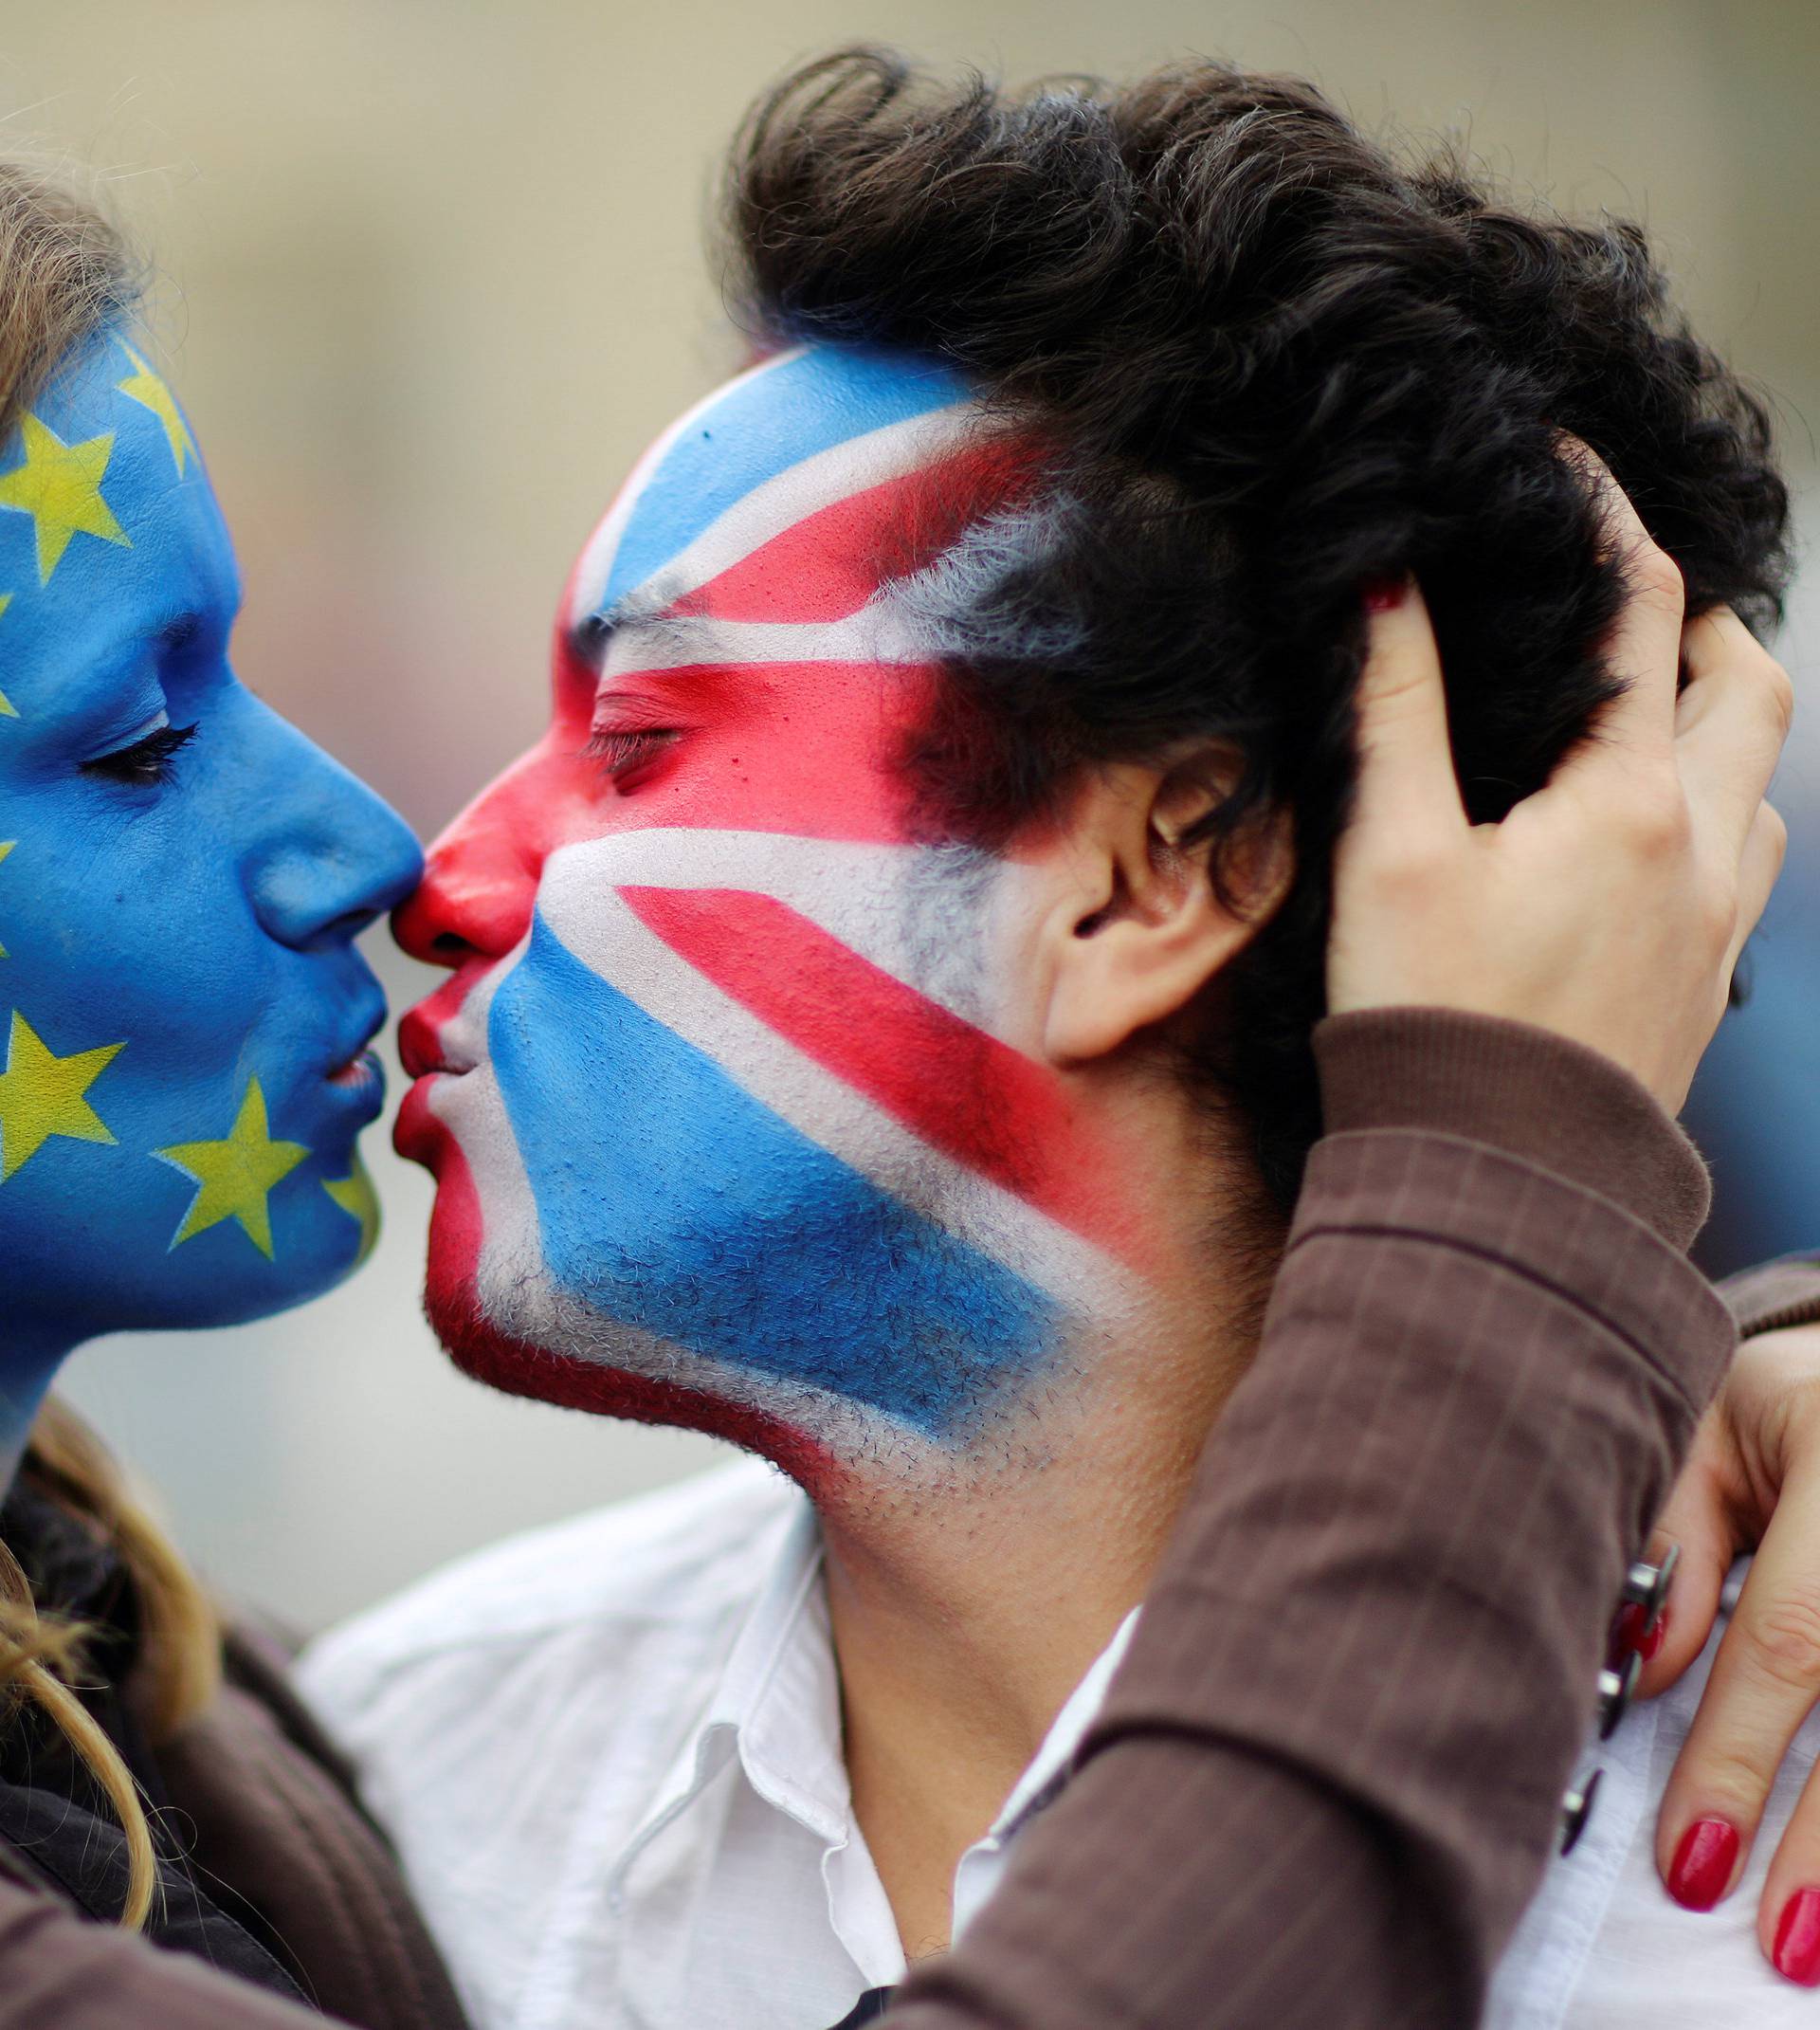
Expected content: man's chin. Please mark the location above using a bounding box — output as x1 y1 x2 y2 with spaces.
421 1259 846 1493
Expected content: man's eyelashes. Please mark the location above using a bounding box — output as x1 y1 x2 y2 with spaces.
585 725 682 788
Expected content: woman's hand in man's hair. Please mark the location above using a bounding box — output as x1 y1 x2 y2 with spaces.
1640 1324 1820 1983
1328 451 1792 1114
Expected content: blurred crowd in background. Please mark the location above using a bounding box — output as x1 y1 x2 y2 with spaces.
6 0 1814 1631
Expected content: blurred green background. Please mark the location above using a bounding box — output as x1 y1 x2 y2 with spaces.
6 0 1814 1628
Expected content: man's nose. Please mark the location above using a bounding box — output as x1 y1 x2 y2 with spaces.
245 710 425 949
391 767 544 967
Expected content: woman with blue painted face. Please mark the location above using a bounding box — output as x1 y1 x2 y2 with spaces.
0 167 470 2026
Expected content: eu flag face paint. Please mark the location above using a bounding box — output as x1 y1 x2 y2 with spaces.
0 329 423 1381
396 347 1146 1478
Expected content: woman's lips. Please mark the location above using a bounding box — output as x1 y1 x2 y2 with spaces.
326 1047 385 1090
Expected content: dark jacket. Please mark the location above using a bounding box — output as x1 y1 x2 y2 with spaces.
0 1007 1808 2030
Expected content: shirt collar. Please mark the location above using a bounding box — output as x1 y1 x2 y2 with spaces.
614 1490 847 1894
710 1497 851 1839
614 1489 1140 1927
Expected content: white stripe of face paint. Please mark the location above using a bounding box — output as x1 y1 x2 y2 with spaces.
564 350 974 637
430 889 1132 1330
538 829 1046 1041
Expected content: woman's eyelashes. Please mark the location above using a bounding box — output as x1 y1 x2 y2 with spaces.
82 720 201 787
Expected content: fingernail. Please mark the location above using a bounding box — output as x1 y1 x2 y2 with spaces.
1667 1818 1739 1911
1362 576 1408 613
1775 1888 1820 1984
1612 1601 1669 1662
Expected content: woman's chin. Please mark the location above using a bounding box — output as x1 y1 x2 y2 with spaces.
118 1184 384 1335
164 1226 376 1331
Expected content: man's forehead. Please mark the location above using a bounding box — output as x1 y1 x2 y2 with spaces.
566 345 979 638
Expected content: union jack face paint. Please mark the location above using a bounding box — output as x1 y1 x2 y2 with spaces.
395 346 1149 1478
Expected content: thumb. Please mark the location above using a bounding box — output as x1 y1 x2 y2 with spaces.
1631 1477 1734 1700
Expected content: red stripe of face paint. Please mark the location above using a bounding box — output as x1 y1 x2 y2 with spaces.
674 443 1040 626
592 661 944 845
618 884 1145 1269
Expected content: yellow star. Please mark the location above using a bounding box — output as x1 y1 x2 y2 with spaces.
0 414 130 585
322 1155 381 1264
0 592 16 717
0 841 13 957
155 1077 309 1259
116 343 194 478
0 1011 123 1183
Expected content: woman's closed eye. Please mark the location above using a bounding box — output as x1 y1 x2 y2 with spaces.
82 720 200 787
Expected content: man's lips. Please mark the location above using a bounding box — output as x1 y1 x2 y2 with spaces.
398 1001 475 1080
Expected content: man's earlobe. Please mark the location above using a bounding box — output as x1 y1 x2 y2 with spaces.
1039 760 1291 1065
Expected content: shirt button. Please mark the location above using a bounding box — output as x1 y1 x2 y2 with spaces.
1597 1651 1642 1739
1560 1767 1602 1856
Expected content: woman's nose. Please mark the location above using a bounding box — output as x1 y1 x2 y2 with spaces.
391 774 542 968
246 722 425 950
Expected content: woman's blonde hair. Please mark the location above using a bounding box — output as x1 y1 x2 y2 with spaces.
0 156 222 1930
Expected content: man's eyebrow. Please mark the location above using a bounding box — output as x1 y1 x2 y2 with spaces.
567 589 664 666
567 589 707 670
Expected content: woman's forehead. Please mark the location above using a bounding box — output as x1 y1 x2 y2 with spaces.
564 344 976 640
0 327 236 709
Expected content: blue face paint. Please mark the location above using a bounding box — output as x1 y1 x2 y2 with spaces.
591 345 968 617
0 328 422 1452
488 914 1057 1436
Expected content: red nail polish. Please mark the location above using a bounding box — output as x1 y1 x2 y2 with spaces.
1362 576 1407 613
1667 1819 1739 1911
1775 1888 1820 1984
1613 1602 1669 1662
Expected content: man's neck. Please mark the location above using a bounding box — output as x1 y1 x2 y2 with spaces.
816 1282 1255 1961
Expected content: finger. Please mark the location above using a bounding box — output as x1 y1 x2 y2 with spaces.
1346 579 1466 851
1549 440 1685 782
1725 800 1790 976
1656 1463 1820 1911
1758 1757 1820 1984
1677 608 1796 866
1631 1461 1730 1701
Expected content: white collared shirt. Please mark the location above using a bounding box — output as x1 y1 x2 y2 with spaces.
300 1459 1134 2030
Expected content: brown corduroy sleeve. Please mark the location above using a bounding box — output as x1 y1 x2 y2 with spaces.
0 1864 324 2030
888 1008 1755 2030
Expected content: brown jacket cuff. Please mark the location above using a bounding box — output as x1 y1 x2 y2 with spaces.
1315 1006 1712 1251
1722 1254 1820 1338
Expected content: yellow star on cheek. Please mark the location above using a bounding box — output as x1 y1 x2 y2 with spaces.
155 1076 309 1260
322 1156 381 1264
0 414 130 585
116 344 194 478
0 1011 124 1183
0 841 13 957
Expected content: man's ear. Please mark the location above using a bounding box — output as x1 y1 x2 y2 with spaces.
1036 754 1292 1065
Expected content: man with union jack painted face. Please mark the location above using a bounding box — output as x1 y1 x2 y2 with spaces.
299 51 1806 2030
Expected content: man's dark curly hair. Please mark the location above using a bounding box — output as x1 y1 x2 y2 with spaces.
723 48 1792 1216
